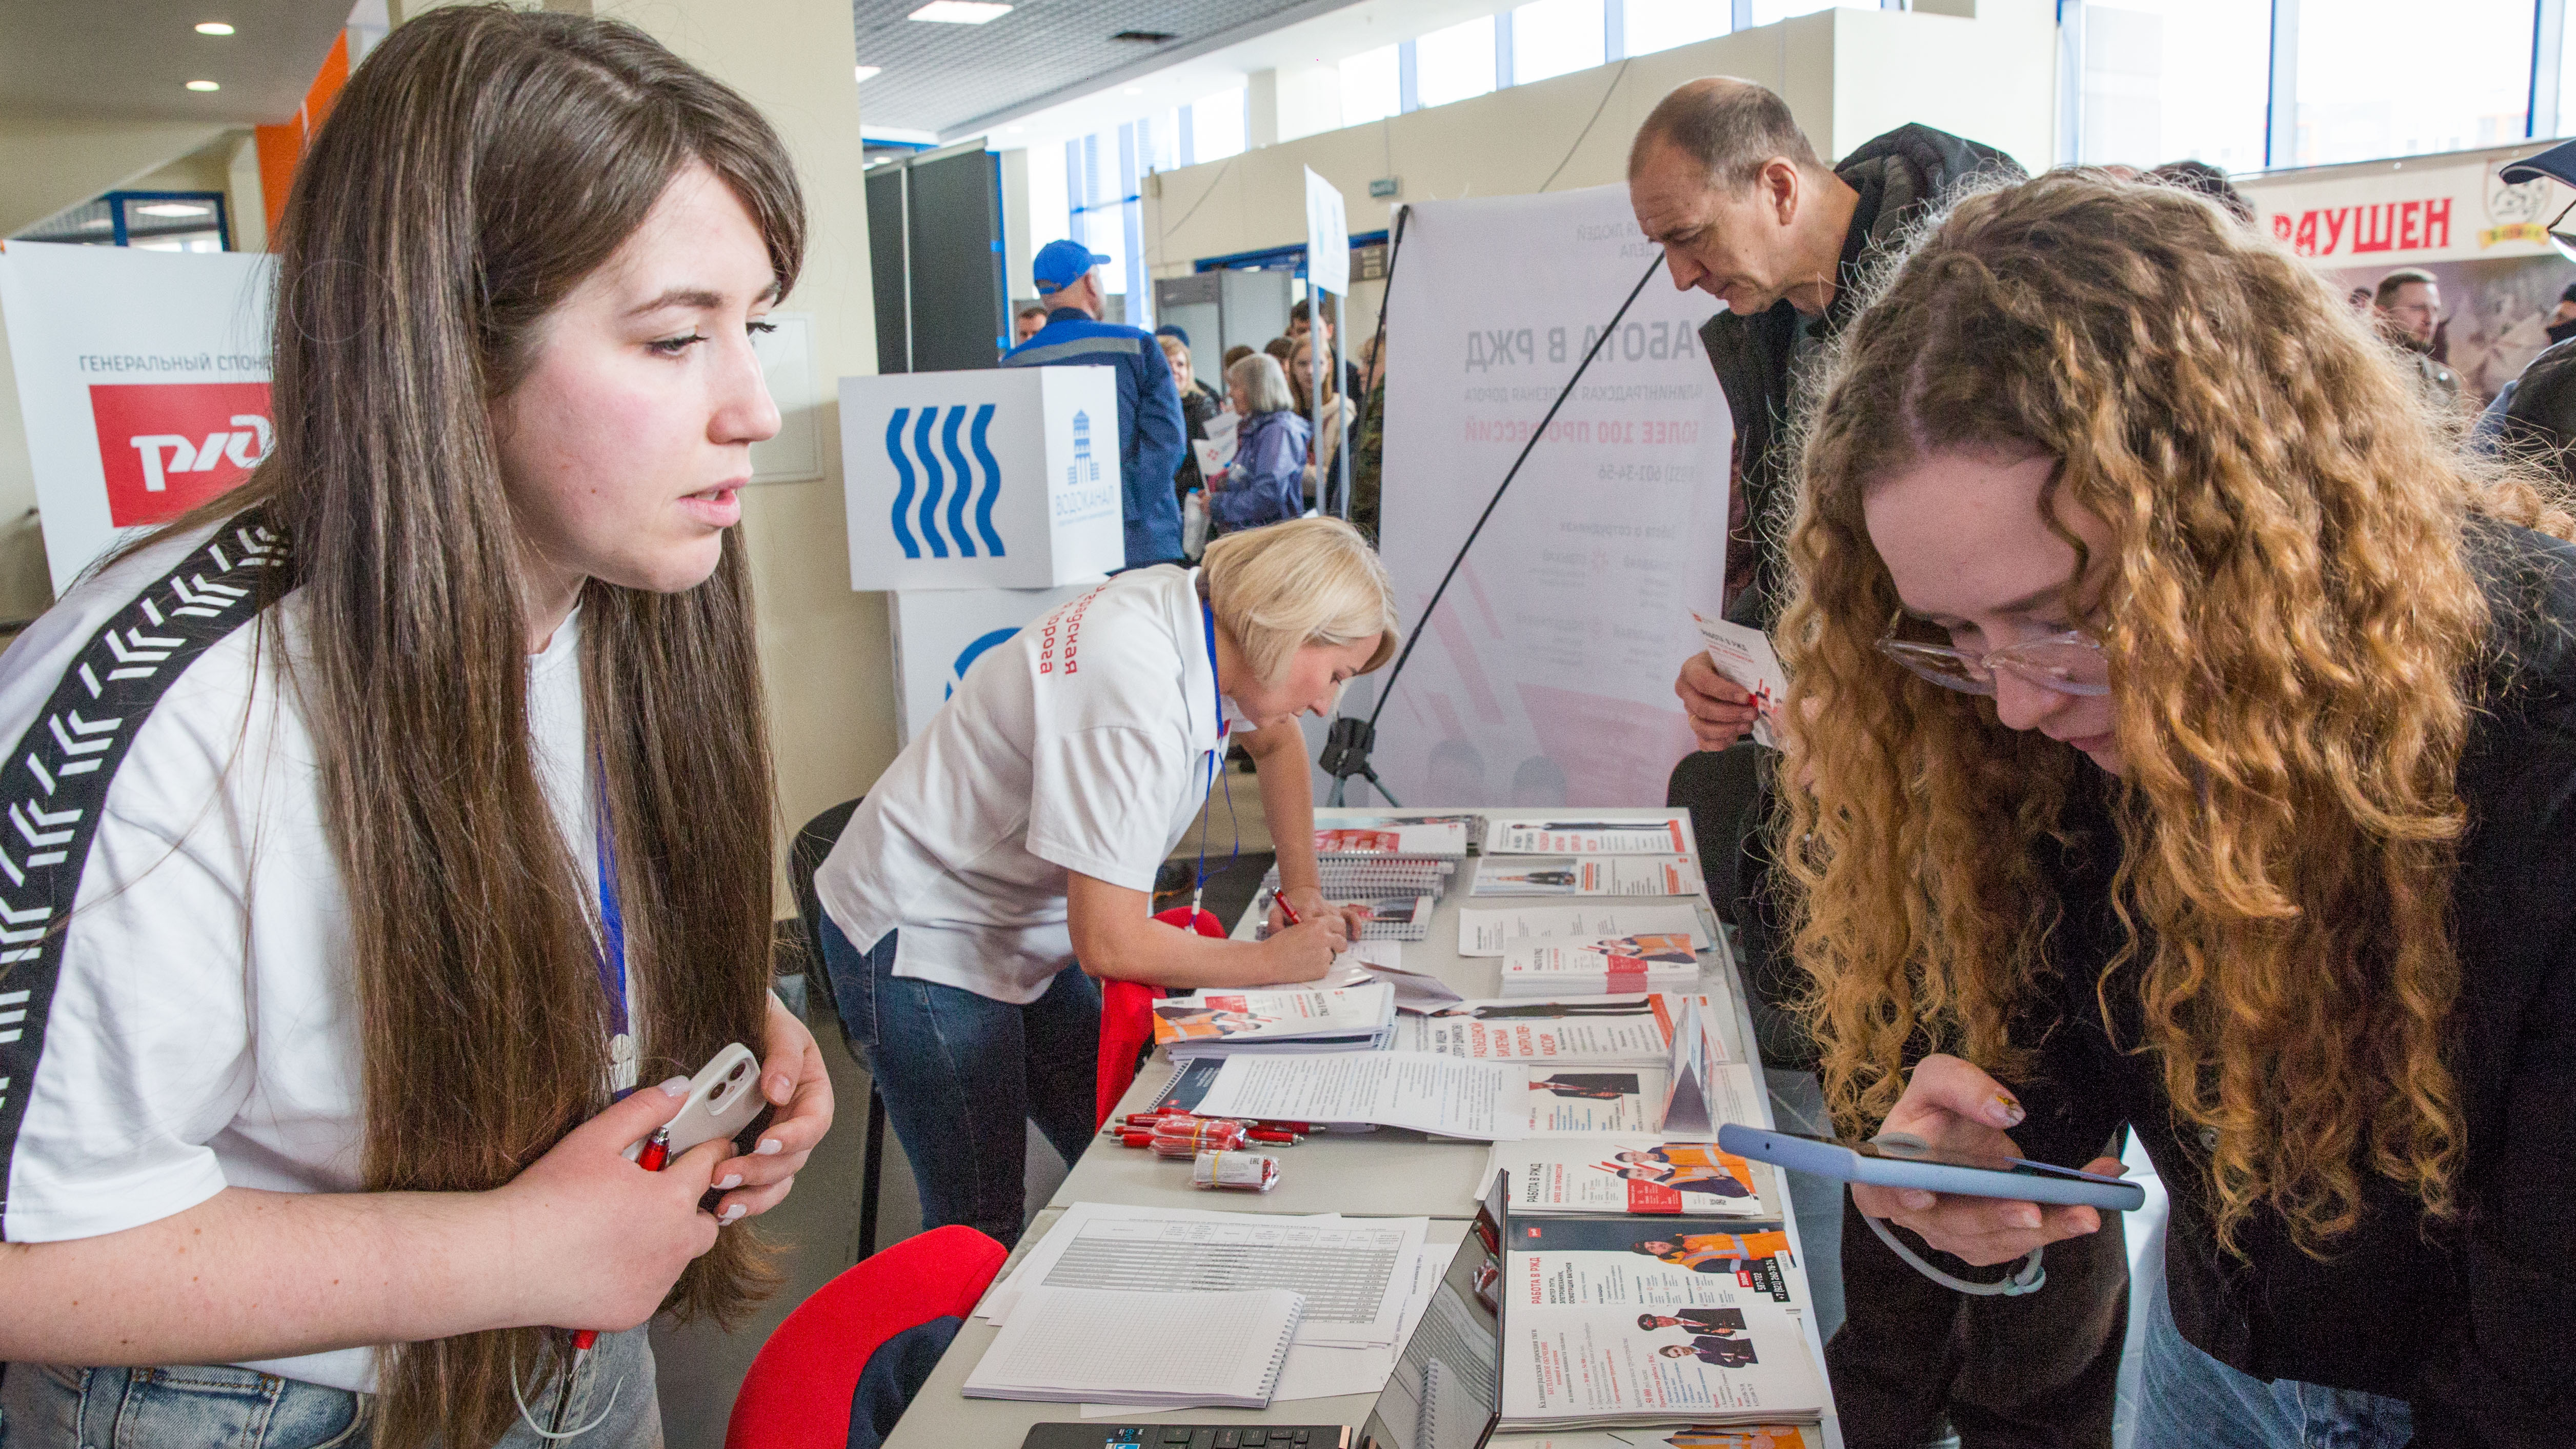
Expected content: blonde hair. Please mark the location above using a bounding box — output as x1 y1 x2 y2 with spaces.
1228 351 1295 415
1778 171 2574 1257
1202 516 1400 683
1158 334 1192 383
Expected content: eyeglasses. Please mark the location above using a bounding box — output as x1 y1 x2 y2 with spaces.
1875 611 2110 697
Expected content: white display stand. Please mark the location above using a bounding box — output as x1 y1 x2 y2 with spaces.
838 366 1122 591
888 579 1102 744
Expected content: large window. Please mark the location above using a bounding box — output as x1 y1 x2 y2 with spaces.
1191 87 1247 163
1621 0 1729 56
1415 15 1497 109
1512 0 1605 85
2290 0 2532 167
1341 45 1401 125
2077 0 2269 173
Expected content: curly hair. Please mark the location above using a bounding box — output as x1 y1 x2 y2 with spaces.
1774 170 2572 1256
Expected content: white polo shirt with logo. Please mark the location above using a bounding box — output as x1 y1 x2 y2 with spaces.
816 564 1231 1004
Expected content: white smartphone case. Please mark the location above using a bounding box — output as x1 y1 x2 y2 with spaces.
626 1041 764 1162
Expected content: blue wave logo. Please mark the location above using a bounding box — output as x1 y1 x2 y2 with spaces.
945 626 1021 700
884 404 1007 560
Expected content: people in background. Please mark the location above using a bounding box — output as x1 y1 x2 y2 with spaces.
1351 332 1386 538
1223 342 1256 373
1013 301 1048 347
812 519 1397 1245
1210 352 1311 534
0 11 835 1443
1002 239 1188 568
1162 333 1219 509
1262 333 1296 370
2551 283 2576 341
1289 294 1367 400
1291 334 1350 512
1156 323 1225 408
2374 267 2465 409
2144 157 2255 223
1783 171 2576 1449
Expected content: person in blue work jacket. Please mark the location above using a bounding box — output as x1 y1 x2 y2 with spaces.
1002 239 1188 567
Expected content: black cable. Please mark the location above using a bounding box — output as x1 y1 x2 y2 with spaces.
1157 157 1236 240
1323 246 1668 802
1348 206 1408 515
1539 56 1633 194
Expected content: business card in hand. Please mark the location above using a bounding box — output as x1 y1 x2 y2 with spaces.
1690 611 1788 749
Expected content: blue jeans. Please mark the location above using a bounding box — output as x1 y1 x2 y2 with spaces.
819 918 1099 1247
2135 1273 2411 1449
0 1325 657 1447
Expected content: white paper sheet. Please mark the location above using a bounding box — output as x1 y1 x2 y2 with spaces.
1457 902 1713 957
1692 610 1788 750
1483 815 1690 856
1190 1051 1530 1140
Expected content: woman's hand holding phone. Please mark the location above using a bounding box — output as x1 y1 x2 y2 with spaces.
1854 1054 2125 1267
705 993 836 1228
492 1076 730 1333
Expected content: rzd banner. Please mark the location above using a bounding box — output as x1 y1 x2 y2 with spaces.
0 242 277 593
1374 185 1732 809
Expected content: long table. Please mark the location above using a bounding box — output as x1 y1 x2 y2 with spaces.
882 806 1844 1449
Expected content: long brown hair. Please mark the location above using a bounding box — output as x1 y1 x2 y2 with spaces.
1776 172 2570 1256
211 9 799 1442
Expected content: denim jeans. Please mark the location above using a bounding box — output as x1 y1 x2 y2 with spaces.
818 918 1100 1247
2134 1273 2411 1449
0 1325 659 1447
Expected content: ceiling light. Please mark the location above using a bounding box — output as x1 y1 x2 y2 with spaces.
908 1 1011 22
185 79 220 91
194 21 235 34
137 202 213 218
854 65 881 82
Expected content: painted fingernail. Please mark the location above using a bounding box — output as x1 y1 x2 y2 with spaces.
1899 1190 1935 1211
2011 1206 2042 1229
658 1075 692 1098
716 1174 743 1191
769 1074 793 1100
756 1138 783 1156
1989 1092 2025 1126
719 1204 747 1225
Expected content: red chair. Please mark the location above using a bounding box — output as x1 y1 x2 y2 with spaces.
1093 906 1231 1129
724 1223 1010 1449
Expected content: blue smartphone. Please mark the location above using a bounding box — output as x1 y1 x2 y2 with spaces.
1717 1124 2145 1211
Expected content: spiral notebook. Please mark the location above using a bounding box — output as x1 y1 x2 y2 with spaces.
962 1284 1306 1408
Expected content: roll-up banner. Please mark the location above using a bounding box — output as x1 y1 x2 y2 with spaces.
1374 184 1730 809
0 242 277 594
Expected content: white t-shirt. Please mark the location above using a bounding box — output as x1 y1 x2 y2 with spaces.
816 564 1232 1004
0 525 596 1393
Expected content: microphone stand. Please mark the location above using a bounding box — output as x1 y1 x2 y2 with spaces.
1324 247 1670 808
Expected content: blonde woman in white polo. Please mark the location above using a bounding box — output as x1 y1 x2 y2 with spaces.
814 517 1398 1243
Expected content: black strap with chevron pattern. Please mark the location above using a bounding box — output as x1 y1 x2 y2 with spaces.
0 508 287 1236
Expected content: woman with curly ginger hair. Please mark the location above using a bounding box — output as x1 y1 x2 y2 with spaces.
1774 171 2576 1447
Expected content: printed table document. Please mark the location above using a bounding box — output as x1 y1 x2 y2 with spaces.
1458 901 1713 957
988 1201 1428 1349
1191 1050 1531 1140
1485 815 1691 856
1692 610 1789 750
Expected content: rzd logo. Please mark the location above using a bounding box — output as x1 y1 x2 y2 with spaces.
90 383 274 528
883 404 1005 559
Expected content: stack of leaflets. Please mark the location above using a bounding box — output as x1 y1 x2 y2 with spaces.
1394 993 1714 1065
1494 1211 1828 1431
1304 820 1471 898
1486 1137 1773 1218
1500 933 1703 997
1472 855 1696 897
1484 815 1692 857
1154 982 1398 1059
1353 893 1438 942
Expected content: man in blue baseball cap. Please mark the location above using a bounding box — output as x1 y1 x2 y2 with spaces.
1002 238 1186 567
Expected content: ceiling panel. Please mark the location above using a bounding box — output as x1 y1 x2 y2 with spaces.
0 0 351 124
853 0 1330 139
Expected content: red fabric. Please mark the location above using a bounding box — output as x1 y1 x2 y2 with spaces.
1091 905 1231 1129
723 1224 1008 1449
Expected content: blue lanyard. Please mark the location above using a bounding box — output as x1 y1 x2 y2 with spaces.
1194 589 1238 910
593 777 633 1096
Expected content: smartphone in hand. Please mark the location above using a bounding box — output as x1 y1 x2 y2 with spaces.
1718 1124 2144 1211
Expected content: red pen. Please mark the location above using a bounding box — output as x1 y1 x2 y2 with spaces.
1246 1128 1301 1145
1274 893 1303 925
552 1125 670 1432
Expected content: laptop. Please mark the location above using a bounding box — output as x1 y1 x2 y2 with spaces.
1018 1175 1509 1449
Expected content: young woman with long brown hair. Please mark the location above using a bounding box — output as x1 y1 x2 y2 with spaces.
0 11 832 1446
1774 171 2576 1446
